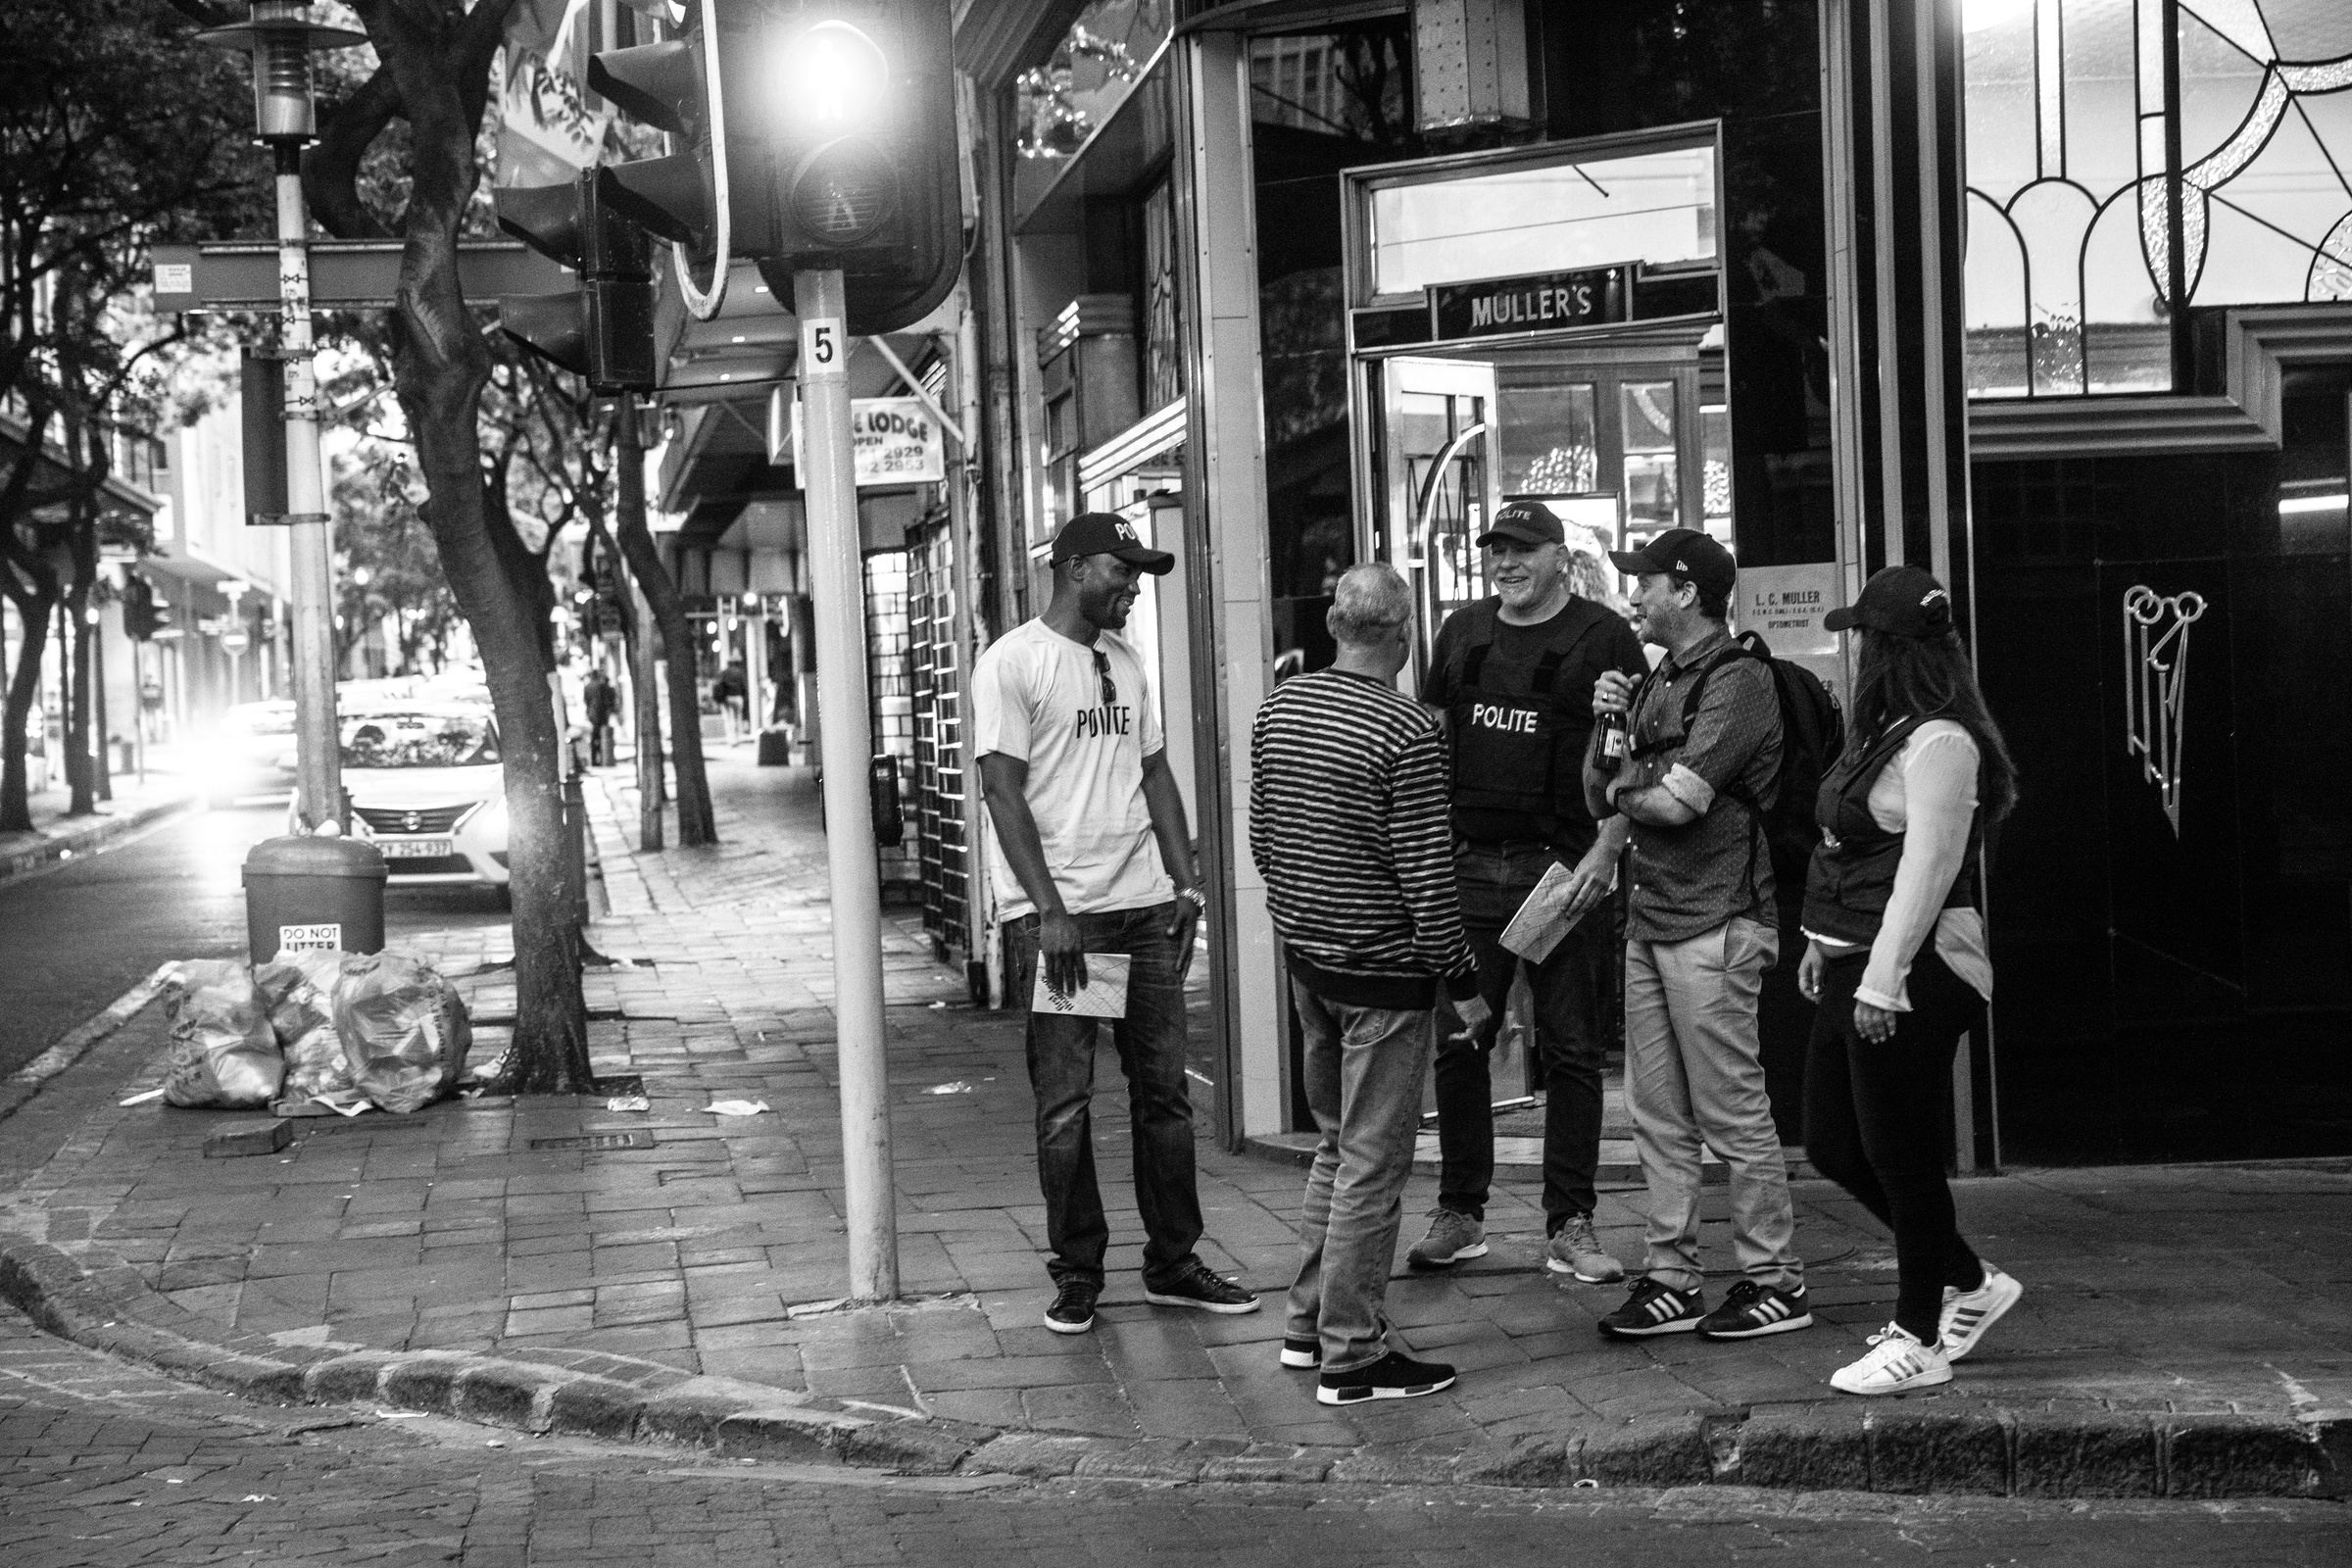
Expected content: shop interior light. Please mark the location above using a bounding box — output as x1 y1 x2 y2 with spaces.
774 20 890 130
1962 0 2034 32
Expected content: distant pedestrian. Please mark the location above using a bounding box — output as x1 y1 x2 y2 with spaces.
972 513 1258 1334
581 668 618 767
1409 500 1646 1289
711 660 748 742
1585 529 1810 1342
1801 565 2024 1395
1250 564 1491 1405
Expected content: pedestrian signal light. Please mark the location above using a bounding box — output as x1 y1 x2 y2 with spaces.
589 0 732 319
493 171 658 392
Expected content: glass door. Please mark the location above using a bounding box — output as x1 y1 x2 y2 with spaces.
1373 357 1502 697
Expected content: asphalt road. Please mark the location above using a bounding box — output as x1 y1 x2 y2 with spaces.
1 1303 2343 1568
0 802 508 1079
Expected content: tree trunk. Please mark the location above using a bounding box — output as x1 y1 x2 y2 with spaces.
0 589 51 832
362 0 589 1096
612 455 714 848
61 593 95 817
612 408 664 851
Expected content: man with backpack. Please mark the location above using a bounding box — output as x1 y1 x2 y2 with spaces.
1583 528 1812 1342
1409 500 1648 1285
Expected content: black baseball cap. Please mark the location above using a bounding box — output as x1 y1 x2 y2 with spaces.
1607 527 1737 602
1477 499 1566 548
1050 512 1174 575
1825 564 1954 639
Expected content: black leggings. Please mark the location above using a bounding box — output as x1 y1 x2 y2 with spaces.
1803 946 1986 1343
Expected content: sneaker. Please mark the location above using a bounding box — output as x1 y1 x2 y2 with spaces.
1143 1259 1260 1315
1405 1208 1488 1270
1315 1350 1456 1405
1596 1277 1706 1338
1544 1213 1626 1283
1279 1336 1321 1369
1044 1277 1100 1335
1830 1322 1953 1396
1698 1279 1814 1339
1938 1265 2023 1362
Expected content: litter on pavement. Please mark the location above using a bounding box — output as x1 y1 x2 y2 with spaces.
703 1099 770 1116
118 1088 165 1106
606 1094 652 1112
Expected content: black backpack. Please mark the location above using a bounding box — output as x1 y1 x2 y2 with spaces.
1658 631 1843 906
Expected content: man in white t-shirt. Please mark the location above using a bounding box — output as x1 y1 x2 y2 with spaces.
973 513 1260 1335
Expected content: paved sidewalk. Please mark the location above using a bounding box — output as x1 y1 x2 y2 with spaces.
1 757 2347 1493
0 756 197 884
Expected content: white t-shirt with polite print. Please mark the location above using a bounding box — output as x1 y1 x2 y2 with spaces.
971 618 1171 920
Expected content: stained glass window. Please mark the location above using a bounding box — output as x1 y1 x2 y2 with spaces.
1963 0 2352 399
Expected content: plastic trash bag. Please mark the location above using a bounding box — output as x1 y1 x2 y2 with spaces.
162 960 285 1108
329 952 472 1113
254 951 355 1099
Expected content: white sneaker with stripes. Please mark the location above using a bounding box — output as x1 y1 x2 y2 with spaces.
1938 1265 2023 1361
1830 1322 1953 1396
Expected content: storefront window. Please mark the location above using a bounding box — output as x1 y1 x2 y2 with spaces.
1500 382 1598 495
1014 0 1173 164
1367 144 1718 304
1621 381 1680 537
1963 0 2352 400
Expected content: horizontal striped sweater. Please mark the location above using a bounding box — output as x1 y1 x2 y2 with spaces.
1249 668 1478 1009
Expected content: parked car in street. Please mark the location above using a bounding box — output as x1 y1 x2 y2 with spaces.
200 700 298 807
337 704 511 905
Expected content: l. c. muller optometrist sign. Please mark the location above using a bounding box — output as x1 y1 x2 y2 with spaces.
1427 264 1630 342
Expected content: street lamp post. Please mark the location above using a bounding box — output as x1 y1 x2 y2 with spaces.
200 2 366 831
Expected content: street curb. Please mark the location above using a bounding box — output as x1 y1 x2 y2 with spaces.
0 1231 2343 1498
0 962 178 1125
0 794 194 888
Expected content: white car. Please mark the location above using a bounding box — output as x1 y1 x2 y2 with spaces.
202 700 299 806
339 705 511 904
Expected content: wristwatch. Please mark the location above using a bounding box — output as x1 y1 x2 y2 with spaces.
1175 885 1208 914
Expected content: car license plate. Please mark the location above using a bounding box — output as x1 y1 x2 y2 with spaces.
379 838 452 858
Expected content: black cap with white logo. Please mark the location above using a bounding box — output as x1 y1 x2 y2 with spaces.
1050 512 1174 575
1607 526 1738 602
1476 500 1566 548
1824 564 1954 639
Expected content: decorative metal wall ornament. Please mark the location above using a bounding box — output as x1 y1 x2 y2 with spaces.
2123 585 2205 836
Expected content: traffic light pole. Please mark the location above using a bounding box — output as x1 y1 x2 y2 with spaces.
796 268 899 1302
276 145 342 831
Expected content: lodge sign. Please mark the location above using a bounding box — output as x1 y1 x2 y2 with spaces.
1428 265 1629 342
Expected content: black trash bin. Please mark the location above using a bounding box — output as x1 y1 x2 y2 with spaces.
243 835 388 964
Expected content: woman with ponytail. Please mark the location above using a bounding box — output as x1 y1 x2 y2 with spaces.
1798 564 2023 1396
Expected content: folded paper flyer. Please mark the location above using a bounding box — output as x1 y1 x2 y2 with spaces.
1031 953 1132 1018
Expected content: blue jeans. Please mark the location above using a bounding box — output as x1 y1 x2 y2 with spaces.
1004 903 1203 1290
1284 988 1433 1375
1434 841 1611 1230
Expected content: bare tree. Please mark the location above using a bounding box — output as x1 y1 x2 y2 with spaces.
297 0 594 1093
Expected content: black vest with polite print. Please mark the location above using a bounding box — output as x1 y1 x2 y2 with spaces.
1799 716 1982 948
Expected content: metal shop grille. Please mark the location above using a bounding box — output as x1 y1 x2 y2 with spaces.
907 515 969 957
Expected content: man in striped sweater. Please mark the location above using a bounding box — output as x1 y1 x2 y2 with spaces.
1249 564 1491 1405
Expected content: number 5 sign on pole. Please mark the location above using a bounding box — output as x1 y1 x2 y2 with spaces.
801 316 845 382
795 272 897 1300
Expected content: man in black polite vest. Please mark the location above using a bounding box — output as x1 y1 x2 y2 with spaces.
1408 501 1648 1282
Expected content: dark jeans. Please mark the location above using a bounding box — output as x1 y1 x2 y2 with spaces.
1803 946 1988 1343
1434 841 1611 1231
1004 903 1202 1290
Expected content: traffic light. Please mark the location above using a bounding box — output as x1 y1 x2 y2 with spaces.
494 171 659 391
752 1 961 336
589 1 960 336
123 573 168 642
590 1 732 319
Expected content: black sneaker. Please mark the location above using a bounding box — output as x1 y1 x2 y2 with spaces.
1317 1350 1456 1405
1279 1336 1321 1368
1044 1277 1101 1335
1596 1277 1706 1338
1698 1279 1813 1340
1143 1259 1260 1315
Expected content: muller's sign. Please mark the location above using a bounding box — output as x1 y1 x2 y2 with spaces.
1429 265 1629 342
